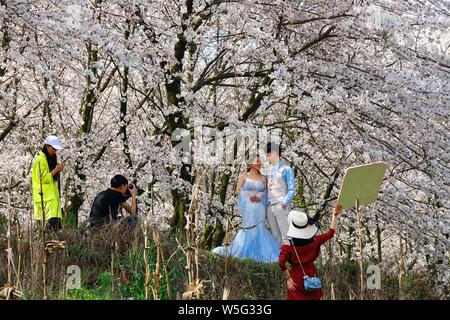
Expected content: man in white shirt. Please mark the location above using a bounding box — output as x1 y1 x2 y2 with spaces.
265 143 296 244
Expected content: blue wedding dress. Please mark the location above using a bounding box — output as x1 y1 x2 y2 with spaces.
212 176 280 263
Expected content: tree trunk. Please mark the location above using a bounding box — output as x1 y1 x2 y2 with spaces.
119 20 134 169
166 0 195 232
67 42 99 227
119 65 132 168
376 216 382 263
0 0 10 77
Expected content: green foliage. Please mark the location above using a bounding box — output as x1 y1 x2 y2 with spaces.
67 287 110 300
67 272 113 300
118 273 146 300
62 212 78 229
242 293 255 300
0 214 7 227
67 242 83 256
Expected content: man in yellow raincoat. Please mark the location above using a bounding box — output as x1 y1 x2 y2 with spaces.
32 135 65 232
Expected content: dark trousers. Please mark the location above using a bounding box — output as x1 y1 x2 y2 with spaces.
37 217 62 233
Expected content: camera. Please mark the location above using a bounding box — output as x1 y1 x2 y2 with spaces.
124 183 143 199
124 184 134 198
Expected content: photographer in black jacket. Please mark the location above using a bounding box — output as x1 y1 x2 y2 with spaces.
89 174 138 229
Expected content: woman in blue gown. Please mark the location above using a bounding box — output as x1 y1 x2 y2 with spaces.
212 156 280 263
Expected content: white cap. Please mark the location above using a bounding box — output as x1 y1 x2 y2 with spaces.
44 135 63 150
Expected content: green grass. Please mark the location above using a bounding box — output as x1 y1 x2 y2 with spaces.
67 272 113 300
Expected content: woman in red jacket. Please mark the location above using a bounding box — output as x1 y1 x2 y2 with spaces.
279 204 342 300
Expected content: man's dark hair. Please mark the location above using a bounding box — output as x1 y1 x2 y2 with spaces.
111 175 128 188
266 142 282 156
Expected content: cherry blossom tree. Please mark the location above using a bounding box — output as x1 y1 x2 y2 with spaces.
1 0 449 294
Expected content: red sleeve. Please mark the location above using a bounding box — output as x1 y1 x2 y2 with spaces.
278 245 290 271
316 228 335 245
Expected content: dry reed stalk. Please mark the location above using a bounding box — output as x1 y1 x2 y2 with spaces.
159 236 172 299
38 160 48 299
151 226 162 300
222 250 231 301
355 196 365 300
348 285 356 300
166 243 186 299
143 219 150 300
42 249 49 299
222 287 230 300
15 219 23 291
331 282 336 300
183 169 207 300
111 241 118 299
44 239 66 298
144 182 171 299
6 177 13 285
0 283 23 300
182 281 205 300
398 232 404 300
28 203 36 297
4 178 22 298
62 242 69 300
45 240 66 253
42 250 49 299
